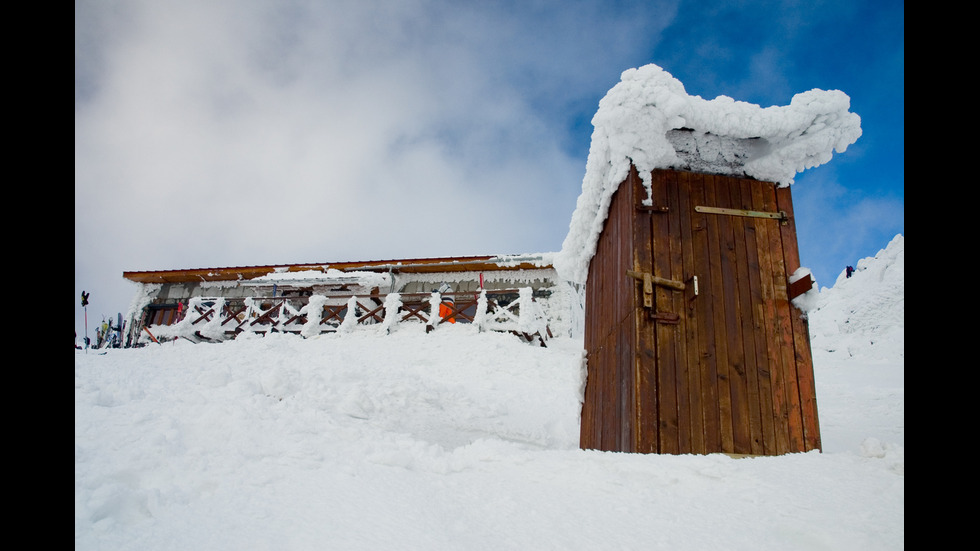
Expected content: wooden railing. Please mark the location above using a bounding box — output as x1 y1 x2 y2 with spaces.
141 288 552 346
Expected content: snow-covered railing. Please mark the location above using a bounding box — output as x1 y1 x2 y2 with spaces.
140 288 552 346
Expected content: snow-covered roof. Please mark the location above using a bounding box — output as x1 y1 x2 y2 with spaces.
554 64 862 284
244 269 391 289
123 254 557 284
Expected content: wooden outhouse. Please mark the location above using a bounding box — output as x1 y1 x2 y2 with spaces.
579 166 820 456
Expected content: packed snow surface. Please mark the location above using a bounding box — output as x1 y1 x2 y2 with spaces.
555 63 862 284
75 235 903 550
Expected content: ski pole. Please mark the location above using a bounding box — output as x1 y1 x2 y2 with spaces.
81 291 91 352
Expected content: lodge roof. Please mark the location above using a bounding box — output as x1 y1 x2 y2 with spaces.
123 254 555 284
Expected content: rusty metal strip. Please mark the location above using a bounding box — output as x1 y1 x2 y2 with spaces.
694 205 787 223
650 312 680 324
635 205 669 213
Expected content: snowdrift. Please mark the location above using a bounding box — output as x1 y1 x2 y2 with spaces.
75 235 903 550
805 234 905 365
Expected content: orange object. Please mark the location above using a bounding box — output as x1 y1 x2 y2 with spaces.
439 301 456 323
143 326 161 344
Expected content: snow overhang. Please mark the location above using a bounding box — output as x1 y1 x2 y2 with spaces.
554 63 862 285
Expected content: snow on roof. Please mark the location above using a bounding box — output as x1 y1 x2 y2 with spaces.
247 269 391 288
123 255 559 285
554 64 862 284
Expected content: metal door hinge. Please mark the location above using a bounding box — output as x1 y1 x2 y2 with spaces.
694 205 788 224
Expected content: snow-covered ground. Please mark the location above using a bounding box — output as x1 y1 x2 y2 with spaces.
74 234 904 550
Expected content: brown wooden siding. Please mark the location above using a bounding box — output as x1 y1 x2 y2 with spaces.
581 163 641 452
581 166 820 455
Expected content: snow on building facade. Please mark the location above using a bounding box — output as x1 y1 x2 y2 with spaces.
122 254 574 347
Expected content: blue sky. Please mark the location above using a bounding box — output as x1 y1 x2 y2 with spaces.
75 0 903 336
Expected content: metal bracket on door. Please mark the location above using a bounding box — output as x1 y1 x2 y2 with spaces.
694 205 788 225
650 312 680 324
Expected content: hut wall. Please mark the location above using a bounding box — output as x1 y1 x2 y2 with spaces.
580 166 820 455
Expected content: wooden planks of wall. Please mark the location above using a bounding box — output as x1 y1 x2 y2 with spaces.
580 167 820 455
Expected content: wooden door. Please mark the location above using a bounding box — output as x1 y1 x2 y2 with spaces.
580 167 821 456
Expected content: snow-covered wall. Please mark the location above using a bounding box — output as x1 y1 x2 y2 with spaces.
123 261 582 344
554 64 862 285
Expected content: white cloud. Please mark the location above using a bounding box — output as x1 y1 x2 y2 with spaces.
76 0 651 322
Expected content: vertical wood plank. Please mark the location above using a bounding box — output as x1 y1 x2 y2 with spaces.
765 186 805 452
735 178 766 455
759 183 793 454
676 170 706 454
633 167 659 453
689 172 721 453
775 185 822 452
619 310 636 451
722 175 751 455
747 180 778 455
651 169 679 454
703 173 735 453
665 169 692 454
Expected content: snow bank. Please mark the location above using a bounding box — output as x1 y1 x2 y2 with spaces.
806 234 904 365
805 234 904 456
555 63 862 284
75 233 903 550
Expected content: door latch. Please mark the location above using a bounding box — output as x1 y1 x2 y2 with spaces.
626 270 686 310
626 270 685 290
627 271 689 323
